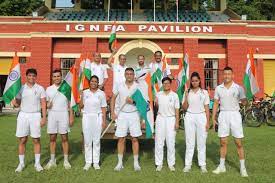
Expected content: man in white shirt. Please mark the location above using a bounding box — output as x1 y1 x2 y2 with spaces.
154 77 180 172
135 55 151 98
91 52 108 90
212 67 248 177
12 68 46 173
44 69 74 170
111 68 142 172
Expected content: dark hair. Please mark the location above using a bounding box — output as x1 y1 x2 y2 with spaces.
118 54 126 60
137 55 145 59
52 69 62 75
125 67 135 73
162 77 172 84
154 51 162 56
189 72 201 89
223 66 233 72
26 68 37 76
90 75 99 83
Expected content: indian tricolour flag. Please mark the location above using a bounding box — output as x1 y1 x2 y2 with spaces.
58 65 80 112
3 54 21 104
109 24 117 52
79 54 91 90
176 53 189 102
131 86 154 138
243 50 259 100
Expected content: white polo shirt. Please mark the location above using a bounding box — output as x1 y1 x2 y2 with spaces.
16 83 46 113
111 64 127 89
149 61 171 77
183 89 210 114
135 65 150 100
156 91 180 117
214 82 246 111
82 89 107 114
90 62 108 85
46 84 68 112
113 82 138 113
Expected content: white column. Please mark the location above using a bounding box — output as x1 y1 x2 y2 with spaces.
108 0 110 21
154 0 156 22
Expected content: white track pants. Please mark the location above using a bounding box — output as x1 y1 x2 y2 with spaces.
82 113 102 164
184 112 208 166
155 115 176 167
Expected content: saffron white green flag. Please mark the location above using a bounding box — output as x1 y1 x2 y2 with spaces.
79 56 92 90
109 24 117 52
243 51 259 100
176 53 189 102
58 65 80 112
131 89 154 138
3 55 21 104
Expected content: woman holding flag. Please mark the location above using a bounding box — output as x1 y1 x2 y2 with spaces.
182 72 210 173
79 75 107 171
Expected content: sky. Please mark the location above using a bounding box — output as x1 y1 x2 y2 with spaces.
55 0 74 8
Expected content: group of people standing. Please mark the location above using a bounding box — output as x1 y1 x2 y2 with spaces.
11 50 248 177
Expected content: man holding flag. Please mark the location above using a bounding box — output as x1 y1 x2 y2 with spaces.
111 67 142 172
44 69 74 170
11 68 46 173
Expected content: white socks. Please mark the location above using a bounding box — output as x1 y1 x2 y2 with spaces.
118 154 123 165
50 154 55 161
240 159 246 169
134 155 139 166
35 154 41 165
64 154 69 162
219 158 225 167
19 155 25 165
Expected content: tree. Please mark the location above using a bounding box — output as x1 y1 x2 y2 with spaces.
0 0 43 16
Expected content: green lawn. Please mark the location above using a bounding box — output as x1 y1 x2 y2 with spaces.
0 114 274 183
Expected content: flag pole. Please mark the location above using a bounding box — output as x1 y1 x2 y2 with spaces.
131 0 133 21
176 0 179 22
154 0 156 22
107 0 110 21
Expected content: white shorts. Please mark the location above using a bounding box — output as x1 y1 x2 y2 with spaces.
47 111 70 134
115 111 142 138
16 112 41 138
218 111 244 138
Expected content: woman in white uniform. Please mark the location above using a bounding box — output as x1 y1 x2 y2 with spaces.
182 72 210 173
80 75 107 171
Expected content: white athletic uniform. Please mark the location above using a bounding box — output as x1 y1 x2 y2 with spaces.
149 62 171 88
113 82 142 138
15 83 46 138
155 91 180 167
214 82 246 138
82 89 107 164
90 62 108 86
111 64 127 114
183 89 210 167
135 65 151 100
46 84 70 134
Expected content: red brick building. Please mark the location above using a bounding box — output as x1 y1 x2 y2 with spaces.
0 0 274 98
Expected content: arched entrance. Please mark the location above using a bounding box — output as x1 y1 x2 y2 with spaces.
114 39 164 67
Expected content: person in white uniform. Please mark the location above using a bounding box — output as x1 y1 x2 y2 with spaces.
91 52 108 90
135 55 150 96
44 69 74 170
154 77 180 172
108 51 128 115
12 68 46 173
182 72 210 173
80 75 107 171
111 68 142 171
212 67 248 177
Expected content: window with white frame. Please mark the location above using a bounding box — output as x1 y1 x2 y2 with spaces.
204 59 218 89
60 58 75 79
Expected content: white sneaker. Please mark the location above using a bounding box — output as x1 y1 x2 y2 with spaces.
134 164 141 171
169 166 175 172
35 164 44 172
240 168 248 177
83 163 91 171
114 164 124 171
212 165 226 174
156 165 162 172
63 161 71 170
44 160 57 170
93 164 100 170
15 163 25 173
183 166 191 173
201 166 208 173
